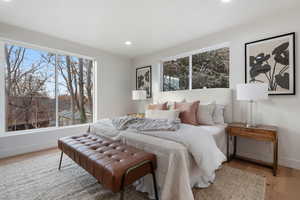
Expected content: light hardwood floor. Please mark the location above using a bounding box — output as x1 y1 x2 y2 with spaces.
1 148 300 200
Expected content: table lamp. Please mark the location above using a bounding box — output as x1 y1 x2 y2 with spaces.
237 83 268 127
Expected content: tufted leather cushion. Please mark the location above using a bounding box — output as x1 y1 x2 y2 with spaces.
58 134 156 193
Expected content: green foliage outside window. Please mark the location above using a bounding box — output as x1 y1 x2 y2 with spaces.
163 57 189 91
192 47 229 89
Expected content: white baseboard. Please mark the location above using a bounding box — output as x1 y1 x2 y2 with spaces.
238 151 300 170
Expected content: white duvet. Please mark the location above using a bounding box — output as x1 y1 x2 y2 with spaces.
90 119 227 200
129 124 226 186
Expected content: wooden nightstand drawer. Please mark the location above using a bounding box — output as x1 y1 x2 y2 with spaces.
230 127 275 141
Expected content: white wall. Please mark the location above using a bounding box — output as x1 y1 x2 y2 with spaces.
133 9 300 169
0 22 133 158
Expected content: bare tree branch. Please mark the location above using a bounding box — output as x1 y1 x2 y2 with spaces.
78 58 87 123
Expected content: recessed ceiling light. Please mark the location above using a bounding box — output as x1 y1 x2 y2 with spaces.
2 0 12 2
221 0 231 3
125 41 132 46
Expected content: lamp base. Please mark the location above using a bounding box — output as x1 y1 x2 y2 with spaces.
246 100 256 128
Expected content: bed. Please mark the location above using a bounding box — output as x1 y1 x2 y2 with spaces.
90 88 232 200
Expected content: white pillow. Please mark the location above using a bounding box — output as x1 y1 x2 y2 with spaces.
213 104 225 124
166 99 186 110
198 102 216 125
145 109 180 120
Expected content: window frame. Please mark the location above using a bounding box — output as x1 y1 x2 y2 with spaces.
160 42 230 92
0 38 97 135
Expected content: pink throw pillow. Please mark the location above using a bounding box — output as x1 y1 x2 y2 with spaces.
175 101 200 125
147 102 168 110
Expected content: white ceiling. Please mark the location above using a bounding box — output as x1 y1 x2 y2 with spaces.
0 0 299 58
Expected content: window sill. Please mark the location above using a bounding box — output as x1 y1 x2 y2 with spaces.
0 123 90 138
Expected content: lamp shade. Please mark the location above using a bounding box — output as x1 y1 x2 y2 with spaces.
237 83 268 101
132 90 147 100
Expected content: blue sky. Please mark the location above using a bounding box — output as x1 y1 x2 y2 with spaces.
9 45 67 98
7 44 93 100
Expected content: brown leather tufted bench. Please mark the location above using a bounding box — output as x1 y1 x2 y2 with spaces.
58 134 159 200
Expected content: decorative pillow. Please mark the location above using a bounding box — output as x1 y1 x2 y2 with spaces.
147 102 168 110
145 110 180 120
175 101 200 125
198 102 216 125
213 104 225 124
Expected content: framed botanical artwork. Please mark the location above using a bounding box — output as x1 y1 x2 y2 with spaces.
136 66 152 98
245 32 295 95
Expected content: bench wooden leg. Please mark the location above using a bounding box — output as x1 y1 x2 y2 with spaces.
58 152 63 170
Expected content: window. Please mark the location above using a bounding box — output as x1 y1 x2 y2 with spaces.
4 43 94 132
162 45 229 91
162 56 189 91
192 47 229 89
57 55 93 127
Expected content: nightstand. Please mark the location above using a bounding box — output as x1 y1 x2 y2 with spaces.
127 113 145 118
226 123 278 176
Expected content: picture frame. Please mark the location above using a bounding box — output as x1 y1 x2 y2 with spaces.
136 66 152 98
245 32 295 95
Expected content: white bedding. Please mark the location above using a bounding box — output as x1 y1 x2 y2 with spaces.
200 124 227 155
90 119 227 200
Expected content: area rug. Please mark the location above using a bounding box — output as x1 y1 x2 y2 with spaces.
0 152 265 200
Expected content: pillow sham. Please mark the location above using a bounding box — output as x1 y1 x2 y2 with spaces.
175 101 199 125
213 104 225 124
198 102 216 125
145 109 180 120
147 102 168 110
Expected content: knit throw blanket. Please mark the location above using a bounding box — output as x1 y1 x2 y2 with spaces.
111 116 180 131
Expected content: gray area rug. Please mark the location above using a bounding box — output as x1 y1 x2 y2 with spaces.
0 152 265 200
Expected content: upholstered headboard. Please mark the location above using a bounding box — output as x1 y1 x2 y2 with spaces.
153 88 233 123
